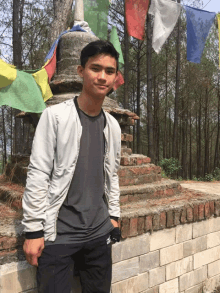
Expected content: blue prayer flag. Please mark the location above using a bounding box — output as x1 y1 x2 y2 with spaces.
184 5 216 63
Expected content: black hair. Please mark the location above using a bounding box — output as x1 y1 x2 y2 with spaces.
80 40 119 72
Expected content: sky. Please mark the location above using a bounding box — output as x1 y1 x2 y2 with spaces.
200 0 220 13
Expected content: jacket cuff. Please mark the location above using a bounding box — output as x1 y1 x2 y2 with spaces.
110 216 119 222
25 230 44 239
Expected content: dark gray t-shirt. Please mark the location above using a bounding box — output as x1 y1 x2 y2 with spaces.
45 99 113 246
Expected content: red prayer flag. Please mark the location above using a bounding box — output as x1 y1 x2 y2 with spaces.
113 70 124 90
125 0 150 40
44 47 57 82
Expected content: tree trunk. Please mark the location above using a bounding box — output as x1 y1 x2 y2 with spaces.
136 40 141 154
124 8 129 109
1 107 7 169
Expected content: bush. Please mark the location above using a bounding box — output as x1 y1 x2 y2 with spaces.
159 158 182 178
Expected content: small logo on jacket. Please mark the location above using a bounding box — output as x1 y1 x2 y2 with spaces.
106 236 111 245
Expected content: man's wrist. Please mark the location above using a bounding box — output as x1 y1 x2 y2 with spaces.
25 230 44 239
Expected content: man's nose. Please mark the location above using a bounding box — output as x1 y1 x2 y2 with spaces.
98 70 106 80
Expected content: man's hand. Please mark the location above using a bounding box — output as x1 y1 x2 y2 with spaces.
23 238 45 267
110 219 119 228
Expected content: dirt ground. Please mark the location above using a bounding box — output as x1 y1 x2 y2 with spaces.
181 181 220 195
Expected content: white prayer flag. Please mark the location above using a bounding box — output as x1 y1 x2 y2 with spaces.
149 0 182 53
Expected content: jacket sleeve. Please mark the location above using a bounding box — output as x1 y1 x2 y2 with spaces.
108 128 121 219
22 107 57 235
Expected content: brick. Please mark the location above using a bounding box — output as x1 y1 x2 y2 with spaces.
120 157 129 166
193 205 199 221
112 257 139 283
153 214 160 231
179 266 207 291
120 234 150 261
215 200 220 216
209 201 215 216
159 212 166 229
149 267 165 287
111 272 148 293
164 189 174 196
150 229 175 251
166 256 193 280
174 210 180 226
198 204 204 220
120 195 128 204
130 218 138 236
0 237 18 250
183 236 207 258
180 208 187 224
194 245 220 269
159 278 178 293
187 207 193 222
137 217 145 235
160 243 183 266
207 231 220 248
208 259 220 278
140 251 160 273
143 157 151 164
204 202 210 218
185 284 203 293
167 210 174 228
121 148 132 156
121 218 130 239
176 224 192 243
146 215 153 231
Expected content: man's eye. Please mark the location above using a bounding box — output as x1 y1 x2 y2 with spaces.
107 71 115 75
92 68 99 71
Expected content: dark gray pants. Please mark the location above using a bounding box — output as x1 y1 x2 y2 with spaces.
37 233 112 293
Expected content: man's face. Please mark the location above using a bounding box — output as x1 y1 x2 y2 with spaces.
77 54 118 98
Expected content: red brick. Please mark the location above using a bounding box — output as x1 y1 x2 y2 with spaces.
136 158 143 165
0 237 18 250
120 195 128 204
146 215 153 231
193 205 199 221
118 169 126 177
11 200 22 210
130 218 138 236
143 157 151 164
120 157 129 166
205 202 210 218
153 214 160 230
167 210 174 227
187 207 193 222
121 148 132 156
159 212 166 229
209 201 215 216
137 217 145 235
164 189 174 197
198 204 205 220
121 134 124 141
121 218 130 238
174 210 181 226
215 201 220 217
181 208 187 224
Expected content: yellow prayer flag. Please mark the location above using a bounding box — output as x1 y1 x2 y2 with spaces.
218 14 220 69
0 59 17 88
32 68 53 102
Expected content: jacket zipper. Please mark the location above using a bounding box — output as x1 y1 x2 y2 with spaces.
103 131 109 208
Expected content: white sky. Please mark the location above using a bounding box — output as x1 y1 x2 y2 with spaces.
201 0 220 13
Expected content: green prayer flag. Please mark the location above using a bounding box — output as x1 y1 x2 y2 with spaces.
84 0 109 39
0 70 46 113
110 26 124 67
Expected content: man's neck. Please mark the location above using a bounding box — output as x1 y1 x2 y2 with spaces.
77 92 105 117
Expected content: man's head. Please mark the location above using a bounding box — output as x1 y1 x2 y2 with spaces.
80 40 119 72
77 40 119 99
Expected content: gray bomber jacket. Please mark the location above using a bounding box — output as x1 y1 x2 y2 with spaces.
22 98 121 242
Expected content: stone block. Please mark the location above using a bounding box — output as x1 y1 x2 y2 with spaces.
193 219 209 238
149 267 165 287
207 231 220 248
120 234 150 261
159 278 178 293
111 272 148 293
176 223 192 243
140 251 160 273
160 243 183 266
183 236 207 258
208 259 220 278
166 256 193 280
203 274 220 293
185 284 203 293
112 257 139 283
194 245 220 269
112 241 122 264
179 266 207 291
141 286 159 293
150 229 175 251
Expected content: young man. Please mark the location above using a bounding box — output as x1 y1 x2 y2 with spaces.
22 40 121 293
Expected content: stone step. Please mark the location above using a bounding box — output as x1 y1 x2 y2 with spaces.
0 178 24 210
120 179 182 205
119 164 161 186
120 154 151 166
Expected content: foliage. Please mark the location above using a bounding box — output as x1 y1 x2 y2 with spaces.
159 158 182 178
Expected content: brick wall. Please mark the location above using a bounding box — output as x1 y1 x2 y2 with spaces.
2 217 220 292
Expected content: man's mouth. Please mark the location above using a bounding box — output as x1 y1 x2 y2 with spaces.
96 84 108 89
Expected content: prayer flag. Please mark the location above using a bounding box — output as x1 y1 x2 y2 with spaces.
0 59 17 88
84 0 109 39
218 14 220 69
113 71 124 91
125 0 150 40
149 0 181 53
44 48 57 82
0 70 46 113
184 5 216 64
32 68 53 102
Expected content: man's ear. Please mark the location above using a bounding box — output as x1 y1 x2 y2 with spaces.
77 65 84 78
